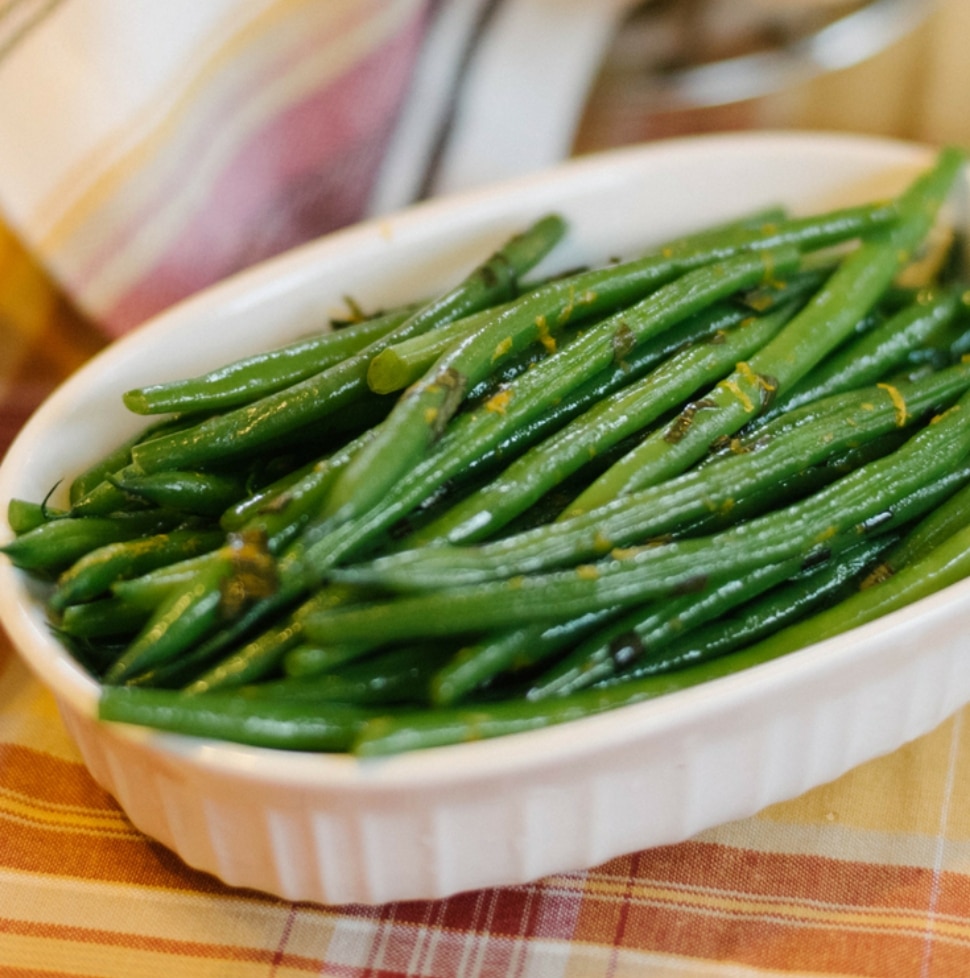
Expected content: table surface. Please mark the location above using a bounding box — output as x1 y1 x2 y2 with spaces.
3 220 970 978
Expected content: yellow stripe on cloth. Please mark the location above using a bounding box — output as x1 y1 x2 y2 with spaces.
0 785 141 840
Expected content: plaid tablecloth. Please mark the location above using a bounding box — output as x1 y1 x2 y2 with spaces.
4 219 970 978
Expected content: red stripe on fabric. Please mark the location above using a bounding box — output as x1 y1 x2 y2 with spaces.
100 5 430 334
626 840 934 910
568 842 970 977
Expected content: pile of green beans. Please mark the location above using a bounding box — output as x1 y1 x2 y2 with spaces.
7 147 970 757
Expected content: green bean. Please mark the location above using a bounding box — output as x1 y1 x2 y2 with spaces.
406 296 804 546
860 478 970 587
307 385 970 644
349 514 970 757
294 246 803 582
245 643 456 707
107 470 246 518
342 363 970 589
227 428 378 553
102 554 238 684
599 475 970 693
1 509 185 575
50 527 224 612
282 641 382 678
564 146 965 515
219 459 319 531
537 535 895 698
367 303 524 395
67 415 187 505
181 584 371 694
129 215 568 473
103 529 280 685
6 498 67 534
99 687 370 751
430 611 617 707
715 515 970 665
130 200 897 479
59 597 152 641
764 284 968 419
123 304 419 415
110 552 225 610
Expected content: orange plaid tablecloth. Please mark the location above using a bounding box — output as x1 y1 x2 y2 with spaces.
4 226 970 978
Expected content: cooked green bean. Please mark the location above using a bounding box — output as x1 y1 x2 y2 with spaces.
99 687 370 751
123 303 419 416
181 584 371 694
405 296 805 546
308 385 970 643
245 643 456 707
1 510 185 575
129 215 568 473
564 147 965 515
537 535 896 697
282 641 382 679
350 515 970 758
6 498 67 534
59 597 152 641
429 610 617 707
341 363 970 589
107 470 246 518
51 527 224 612
764 284 968 419
713 516 970 665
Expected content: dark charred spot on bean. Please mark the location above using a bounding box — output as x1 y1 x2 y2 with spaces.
608 631 645 669
859 509 894 533
756 372 781 412
801 546 832 572
481 252 517 295
428 367 469 440
672 574 708 596
479 257 504 290
664 397 718 444
611 322 636 366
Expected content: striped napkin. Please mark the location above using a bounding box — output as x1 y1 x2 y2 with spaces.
0 0 634 337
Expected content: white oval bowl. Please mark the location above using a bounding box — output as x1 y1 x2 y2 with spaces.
3 132 970 906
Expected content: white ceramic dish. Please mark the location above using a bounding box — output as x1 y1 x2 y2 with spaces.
3 132 970 907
